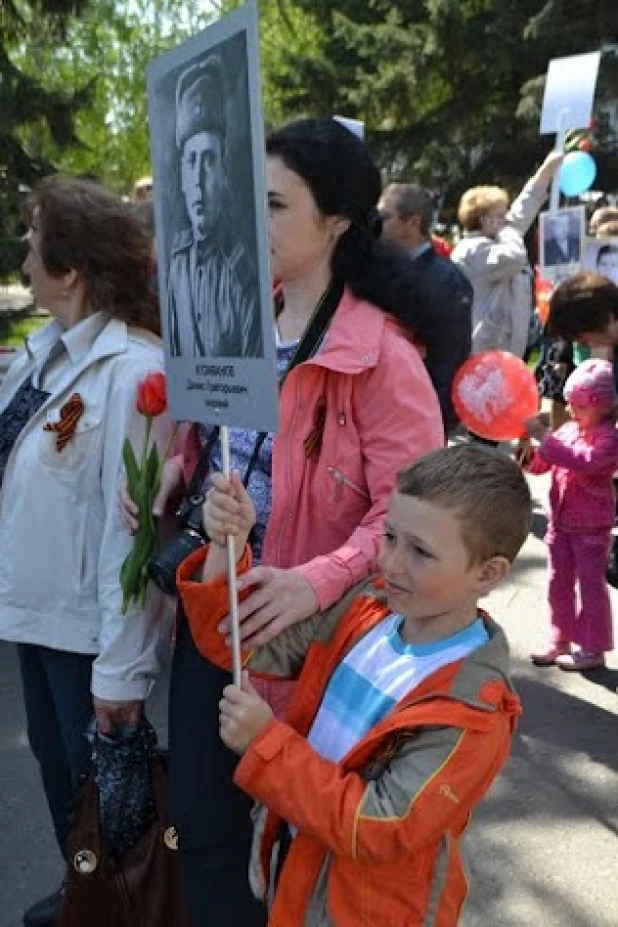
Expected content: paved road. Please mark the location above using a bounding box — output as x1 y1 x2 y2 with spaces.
0 470 617 925
461 481 618 927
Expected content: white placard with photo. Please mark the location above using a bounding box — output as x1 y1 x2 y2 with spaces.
147 2 278 432
539 206 586 283
540 51 601 136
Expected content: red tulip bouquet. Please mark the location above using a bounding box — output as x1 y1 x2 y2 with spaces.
120 372 177 613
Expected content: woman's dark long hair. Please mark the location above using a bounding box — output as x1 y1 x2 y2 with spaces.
25 175 160 335
266 117 447 354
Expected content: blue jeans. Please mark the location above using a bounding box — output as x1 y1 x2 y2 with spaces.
169 618 267 926
18 644 94 855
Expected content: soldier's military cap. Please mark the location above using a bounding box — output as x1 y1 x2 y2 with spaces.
175 55 225 151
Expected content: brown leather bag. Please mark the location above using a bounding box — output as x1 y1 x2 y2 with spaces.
59 755 188 927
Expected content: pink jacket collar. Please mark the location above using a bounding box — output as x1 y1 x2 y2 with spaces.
306 287 387 375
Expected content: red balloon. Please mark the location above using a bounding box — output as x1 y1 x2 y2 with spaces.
453 351 539 441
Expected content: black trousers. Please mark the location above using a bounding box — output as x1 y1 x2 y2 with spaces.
18 644 94 855
169 619 267 927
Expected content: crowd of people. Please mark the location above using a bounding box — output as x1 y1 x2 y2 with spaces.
1 115 617 927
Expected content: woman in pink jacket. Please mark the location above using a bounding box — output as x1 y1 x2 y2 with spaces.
123 117 443 924
523 359 618 673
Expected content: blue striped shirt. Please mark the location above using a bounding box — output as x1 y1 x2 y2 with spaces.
307 615 489 763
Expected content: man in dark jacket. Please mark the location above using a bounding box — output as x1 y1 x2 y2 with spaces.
379 184 472 434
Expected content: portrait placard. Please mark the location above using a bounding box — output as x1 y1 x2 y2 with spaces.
147 2 278 432
539 206 586 283
583 237 618 286
540 52 601 136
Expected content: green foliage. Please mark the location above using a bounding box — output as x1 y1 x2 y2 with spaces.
0 0 213 278
3 0 618 281
253 0 618 210
8 0 214 193
0 314 46 347
0 0 94 276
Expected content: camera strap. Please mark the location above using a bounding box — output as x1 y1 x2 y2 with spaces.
276 277 344 387
182 278 344 504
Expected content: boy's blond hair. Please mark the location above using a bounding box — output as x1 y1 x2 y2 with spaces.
397 445 531 564
457 186 509 232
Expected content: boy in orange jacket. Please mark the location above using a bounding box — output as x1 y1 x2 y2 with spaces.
177 444 532 926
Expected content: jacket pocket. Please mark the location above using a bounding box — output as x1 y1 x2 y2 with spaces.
327 467 370 503
38 408 102 475
3 498 89 615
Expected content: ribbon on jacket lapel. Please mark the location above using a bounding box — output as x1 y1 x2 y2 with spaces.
44 393 85 452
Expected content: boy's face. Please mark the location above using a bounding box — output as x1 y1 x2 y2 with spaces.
378 492 506 634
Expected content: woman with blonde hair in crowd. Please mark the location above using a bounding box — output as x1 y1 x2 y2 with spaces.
452 152 563 359
0 176 170 926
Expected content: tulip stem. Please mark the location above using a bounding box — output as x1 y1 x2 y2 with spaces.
141 416 153 475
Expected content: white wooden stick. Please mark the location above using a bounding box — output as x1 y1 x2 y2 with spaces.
549 106 571 215
220 425 242 687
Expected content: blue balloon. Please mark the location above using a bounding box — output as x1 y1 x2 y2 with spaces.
559 151 597 197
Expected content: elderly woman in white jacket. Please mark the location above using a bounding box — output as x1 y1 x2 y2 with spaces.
452 151 563 358
0 176 170 926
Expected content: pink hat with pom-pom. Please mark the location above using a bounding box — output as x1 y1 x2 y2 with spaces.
563 358 617 412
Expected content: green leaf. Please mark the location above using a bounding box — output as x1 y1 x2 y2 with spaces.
119 520 157 614
144 441 160 535
122 437 140 493
145 441 160 496
119 434 160 611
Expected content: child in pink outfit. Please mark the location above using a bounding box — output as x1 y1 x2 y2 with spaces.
523 358 618 671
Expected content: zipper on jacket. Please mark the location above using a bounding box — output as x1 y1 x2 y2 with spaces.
327 467 370 502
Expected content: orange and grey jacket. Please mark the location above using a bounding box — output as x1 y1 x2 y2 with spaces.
178 547 521 926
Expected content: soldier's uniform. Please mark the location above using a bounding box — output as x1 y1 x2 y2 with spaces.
168 55 262 358
168 230 262 357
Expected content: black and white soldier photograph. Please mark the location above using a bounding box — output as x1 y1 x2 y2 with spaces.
147 7 277 432
168 52 262 359
584 237 618 287
539 206 585 280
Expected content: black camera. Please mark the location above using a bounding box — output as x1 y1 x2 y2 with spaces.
147 494 208 596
